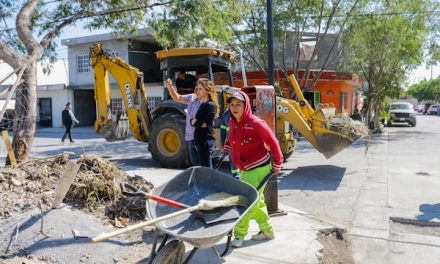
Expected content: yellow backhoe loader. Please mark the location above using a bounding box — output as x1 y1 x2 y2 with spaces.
91 43 360 168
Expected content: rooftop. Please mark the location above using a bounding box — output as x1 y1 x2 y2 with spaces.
61 28 156 46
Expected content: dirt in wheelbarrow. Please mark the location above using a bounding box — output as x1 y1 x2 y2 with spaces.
1 153 156 263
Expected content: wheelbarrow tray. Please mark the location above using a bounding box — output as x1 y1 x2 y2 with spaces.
146 166 259 249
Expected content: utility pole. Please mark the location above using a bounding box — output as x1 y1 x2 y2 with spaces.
264 0 282 215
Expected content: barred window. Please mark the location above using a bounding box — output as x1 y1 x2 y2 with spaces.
110 98 125 114
77 54 91 73
147 96 162 112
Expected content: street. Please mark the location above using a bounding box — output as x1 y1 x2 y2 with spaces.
1 114 440 263
279 114 440 263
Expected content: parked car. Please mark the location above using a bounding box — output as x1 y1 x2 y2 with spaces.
417 104 425 112
387 101 417 127
427 104 440 115
0 109 14 131
423 103 432 114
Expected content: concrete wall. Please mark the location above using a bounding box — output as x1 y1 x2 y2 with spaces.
37 89 74 127
67 40 127 87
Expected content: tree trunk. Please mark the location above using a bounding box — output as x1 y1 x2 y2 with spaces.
7 62 37 164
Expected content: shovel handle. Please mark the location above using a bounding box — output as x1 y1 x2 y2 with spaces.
91 205 199 243
120 183 189 209
214 153 227 170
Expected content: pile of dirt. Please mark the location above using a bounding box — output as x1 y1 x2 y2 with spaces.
317 228 354 264
328 115 370 140
0 153 153 226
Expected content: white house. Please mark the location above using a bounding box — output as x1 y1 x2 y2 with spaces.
61 28 165 126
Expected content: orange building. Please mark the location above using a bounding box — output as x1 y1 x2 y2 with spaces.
217 70 363 115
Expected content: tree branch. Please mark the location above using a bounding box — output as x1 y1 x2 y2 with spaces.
16 0 41 54
0 39 24 69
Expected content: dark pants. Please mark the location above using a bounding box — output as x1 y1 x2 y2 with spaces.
188 140 200 166
62 124 73 142
195 141 214 168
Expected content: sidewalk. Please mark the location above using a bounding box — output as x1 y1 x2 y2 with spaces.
186 203 333 264
36 126 97 135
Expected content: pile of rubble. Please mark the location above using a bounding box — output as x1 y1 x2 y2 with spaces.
0 153 153 226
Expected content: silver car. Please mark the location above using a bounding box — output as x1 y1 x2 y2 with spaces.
388 102 416 127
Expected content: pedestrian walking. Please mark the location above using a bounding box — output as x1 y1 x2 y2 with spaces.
223 91 283 248
220 107 240 179
61 102 79 143
165 78 201 166
191 79 219 168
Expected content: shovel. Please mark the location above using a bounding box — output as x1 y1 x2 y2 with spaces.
120 183 241 224
91 191 248 243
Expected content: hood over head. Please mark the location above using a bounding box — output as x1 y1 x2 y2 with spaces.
228 91 252 123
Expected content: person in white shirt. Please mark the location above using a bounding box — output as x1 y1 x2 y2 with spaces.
61 102 79 143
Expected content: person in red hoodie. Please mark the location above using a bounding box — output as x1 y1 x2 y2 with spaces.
224 91 283 248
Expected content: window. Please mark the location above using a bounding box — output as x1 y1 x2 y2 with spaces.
77 54 90 73
110 98 125 114
110 96 162 114
147 96 162 112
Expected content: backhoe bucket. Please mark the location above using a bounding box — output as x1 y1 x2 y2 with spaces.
100 112 130 142
310 109 360 159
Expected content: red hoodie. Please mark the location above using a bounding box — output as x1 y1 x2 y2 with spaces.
224 91 283 172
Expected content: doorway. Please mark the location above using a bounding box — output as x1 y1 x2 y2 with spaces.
73 90 96 126
38 98 52 127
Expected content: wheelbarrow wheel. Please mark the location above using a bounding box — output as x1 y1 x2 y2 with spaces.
152 240 185 264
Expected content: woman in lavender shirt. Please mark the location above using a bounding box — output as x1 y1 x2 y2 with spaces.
165 78 201 166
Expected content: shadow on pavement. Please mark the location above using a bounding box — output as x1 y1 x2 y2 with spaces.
416 203 440 221
279 165 346 191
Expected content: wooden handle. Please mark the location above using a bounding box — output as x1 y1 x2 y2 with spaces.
52 160 81 208
91 205 198 243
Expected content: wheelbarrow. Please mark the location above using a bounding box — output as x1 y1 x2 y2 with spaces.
144 166 272 264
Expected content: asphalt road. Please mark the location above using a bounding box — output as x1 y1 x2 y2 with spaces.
279 114 440 263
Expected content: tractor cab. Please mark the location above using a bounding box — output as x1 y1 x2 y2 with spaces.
155 48 237 114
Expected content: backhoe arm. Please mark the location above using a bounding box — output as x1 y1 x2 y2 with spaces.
278 74 357 159
91 43 151 142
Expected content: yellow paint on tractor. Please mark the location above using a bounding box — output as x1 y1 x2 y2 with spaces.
157 128 180 156
156 48 235 61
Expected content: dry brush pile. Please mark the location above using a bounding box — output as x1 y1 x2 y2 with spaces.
0 153 153 227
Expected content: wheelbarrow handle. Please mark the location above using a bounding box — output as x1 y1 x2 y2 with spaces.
214 153 227 170
120 183 189 209
256 173 275 191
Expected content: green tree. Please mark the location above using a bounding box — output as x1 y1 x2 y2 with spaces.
147 0 362 98
0 0 160 163
407 77 440 102
341 0 430 132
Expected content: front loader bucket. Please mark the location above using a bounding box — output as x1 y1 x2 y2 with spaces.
312 126 360 159
310 109 361 159
100 112 130 142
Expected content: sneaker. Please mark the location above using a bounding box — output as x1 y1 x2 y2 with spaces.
70 140 75 144
231 238 243 248
251 231 274 241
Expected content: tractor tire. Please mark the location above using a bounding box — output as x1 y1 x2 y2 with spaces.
283 150 294 162
149 113 191 168
151 240 185 264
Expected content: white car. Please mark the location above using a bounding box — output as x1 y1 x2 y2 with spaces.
388 102 417 127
